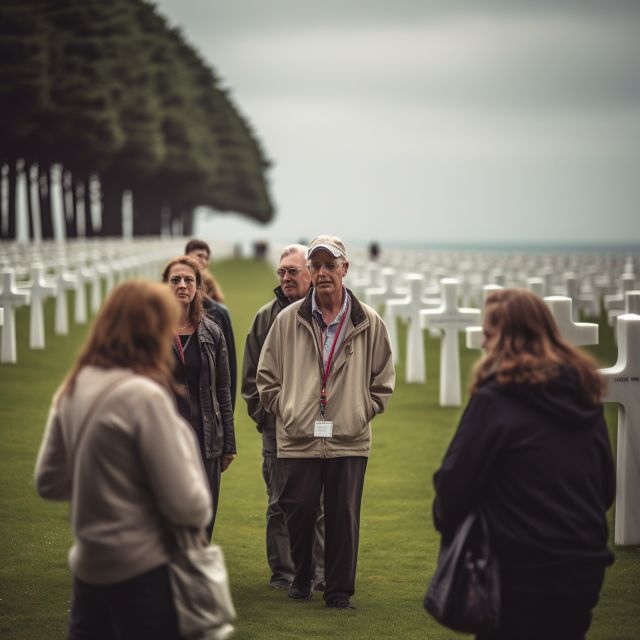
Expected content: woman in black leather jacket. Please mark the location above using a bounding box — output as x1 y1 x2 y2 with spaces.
162 255 235 537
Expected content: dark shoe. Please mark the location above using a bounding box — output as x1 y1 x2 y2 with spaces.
269 578 291 590
326 597 356 609
313 579 326 592
288 584 312 600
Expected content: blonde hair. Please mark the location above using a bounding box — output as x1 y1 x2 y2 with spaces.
471 288 604 405
60 280 180 398
161 255 205 325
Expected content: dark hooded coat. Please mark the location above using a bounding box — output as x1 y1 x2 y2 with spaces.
433 370 615 595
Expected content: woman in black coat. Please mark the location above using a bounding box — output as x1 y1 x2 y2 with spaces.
433 288 615 640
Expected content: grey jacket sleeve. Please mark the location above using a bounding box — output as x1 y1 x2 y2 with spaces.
242 309 271 428
34 405 71 501
214 329 236 454
136 387 213 527
256 315 283 417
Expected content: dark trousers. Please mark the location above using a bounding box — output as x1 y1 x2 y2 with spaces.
278 456 367 602
476 588 600 640
203 455 222 539
69 564 179 640
262 428 324 585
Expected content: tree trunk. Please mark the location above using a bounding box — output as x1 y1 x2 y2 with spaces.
63 170 77 239
81 176 95 238
101 179 123 237
4 160 17 240
182 208 194 236
24 162 34 241
169 207 182 236
39 165 54 240
132 189 163 236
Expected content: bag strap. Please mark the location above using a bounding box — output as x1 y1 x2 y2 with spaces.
68 373 133 476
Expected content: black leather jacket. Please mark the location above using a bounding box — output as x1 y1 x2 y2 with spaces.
196 317 236 457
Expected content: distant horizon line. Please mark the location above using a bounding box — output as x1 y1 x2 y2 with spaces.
302 239 640 253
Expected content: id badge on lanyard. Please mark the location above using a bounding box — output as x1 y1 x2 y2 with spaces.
315 309 348 438
314 420 333 438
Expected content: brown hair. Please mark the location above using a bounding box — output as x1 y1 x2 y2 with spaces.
471 288 604 405
184 239 225 302
184 238 210 257
60 280 180 398
161 255 204 326
201 269 225 303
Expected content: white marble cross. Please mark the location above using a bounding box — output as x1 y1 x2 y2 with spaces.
364 267 405 311
604 273 637 318
53 265 76 335
527 277 546 298
421 278 481 406
79 260 102 314
96 261 115 296
73 264 90 324
544 296 598 346
600 313 640 545
0 268 30 363
384 273 439 382
22 264 56 349
608 290 640 328
624 291 640 315
350 262 379 299
575 273 601 319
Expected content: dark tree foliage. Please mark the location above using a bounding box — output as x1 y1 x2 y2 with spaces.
0 0 274 239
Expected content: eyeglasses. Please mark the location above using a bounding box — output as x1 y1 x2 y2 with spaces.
169 275 196 286
309 261 342 272
276 267 303 278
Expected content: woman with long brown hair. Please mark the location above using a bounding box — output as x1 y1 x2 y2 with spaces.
35 280 212 639
162 256 235 538
432 288 615 640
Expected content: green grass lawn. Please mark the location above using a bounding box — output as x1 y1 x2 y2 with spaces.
1 258 639 639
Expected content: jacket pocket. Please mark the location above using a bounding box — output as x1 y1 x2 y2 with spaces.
211 409 223 452
280 399 316 440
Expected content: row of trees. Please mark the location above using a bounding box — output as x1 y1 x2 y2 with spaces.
0 0 274 239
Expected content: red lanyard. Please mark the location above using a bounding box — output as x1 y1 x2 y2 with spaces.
174 334 186 364
319 308 349 418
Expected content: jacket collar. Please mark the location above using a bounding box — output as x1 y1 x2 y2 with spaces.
298 287 366 327
197 317 215 344
273 285 290 308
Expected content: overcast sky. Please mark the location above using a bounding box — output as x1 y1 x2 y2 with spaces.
154 0 640 249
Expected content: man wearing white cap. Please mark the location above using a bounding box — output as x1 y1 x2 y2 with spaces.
242 244 325 592
257 234 395 610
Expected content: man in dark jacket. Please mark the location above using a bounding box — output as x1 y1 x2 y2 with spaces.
242 244 325 590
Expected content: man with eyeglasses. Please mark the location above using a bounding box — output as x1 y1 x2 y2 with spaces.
257 235 395 610
242 244 325 592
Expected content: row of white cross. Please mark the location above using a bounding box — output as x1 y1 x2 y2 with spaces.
343 249 639 546
0 238 205 363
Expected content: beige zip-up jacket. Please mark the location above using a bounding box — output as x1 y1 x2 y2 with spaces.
256 288 395 458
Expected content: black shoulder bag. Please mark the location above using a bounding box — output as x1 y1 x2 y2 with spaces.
424 510 500 634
